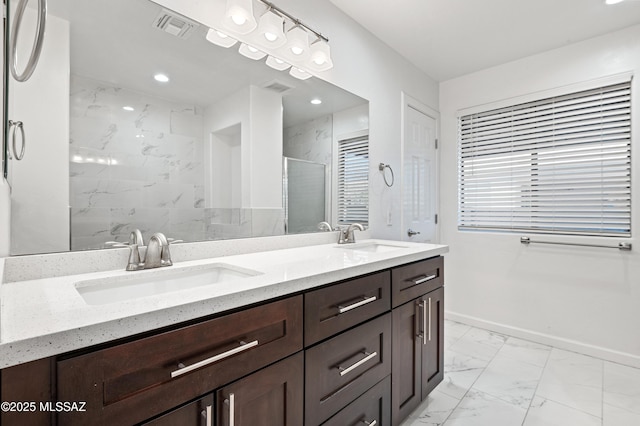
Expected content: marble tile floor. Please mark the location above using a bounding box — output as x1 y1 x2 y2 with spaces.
401 320 640 426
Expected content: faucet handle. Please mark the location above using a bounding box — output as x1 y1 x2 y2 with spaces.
125 244 143 271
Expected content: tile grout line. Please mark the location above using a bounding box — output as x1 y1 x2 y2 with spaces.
440 329 509 426
601 362 605 426
520 344 553 425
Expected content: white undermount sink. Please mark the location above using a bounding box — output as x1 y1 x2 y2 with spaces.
338 242 408 253
75 263 261 305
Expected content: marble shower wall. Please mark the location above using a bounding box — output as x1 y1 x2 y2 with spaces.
283 114 333 228
69 75 283 250
283 114 333 168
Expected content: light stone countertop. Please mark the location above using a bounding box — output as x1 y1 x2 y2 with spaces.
0 239 448 369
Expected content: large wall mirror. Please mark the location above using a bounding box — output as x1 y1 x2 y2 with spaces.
4 0 369 255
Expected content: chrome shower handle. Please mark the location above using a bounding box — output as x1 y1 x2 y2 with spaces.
8 121 25 161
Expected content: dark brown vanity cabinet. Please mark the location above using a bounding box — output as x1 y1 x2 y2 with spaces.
0 255 445 426
391 258 445 426
57 296 303 426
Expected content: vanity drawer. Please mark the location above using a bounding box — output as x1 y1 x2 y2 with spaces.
322 376 391 426
57 296 303 426
392 256 444 308
305 313 392 425
305 271 391 346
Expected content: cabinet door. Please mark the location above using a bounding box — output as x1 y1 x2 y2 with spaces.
216 352 303 426
142 394 214 426
421 286 444 398
322 376 391 426
391 300 421 426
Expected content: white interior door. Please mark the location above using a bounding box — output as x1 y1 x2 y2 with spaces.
402 98 438 243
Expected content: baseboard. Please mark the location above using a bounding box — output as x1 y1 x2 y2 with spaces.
446 311 640 369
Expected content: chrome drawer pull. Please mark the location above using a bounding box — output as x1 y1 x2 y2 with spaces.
363 420 377 426
338 351 378 377
413 274 436 285
171 340 258 378
206 405 213 426
338 296 377 314
224 393 235 426
422 300 428 345
428 297 432 342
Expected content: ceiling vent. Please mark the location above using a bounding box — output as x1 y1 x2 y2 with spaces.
152 9 199 40
262 79 296 95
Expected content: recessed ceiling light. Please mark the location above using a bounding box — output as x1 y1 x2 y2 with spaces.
122 106 134 111
310 99 322 105
154 73 170 83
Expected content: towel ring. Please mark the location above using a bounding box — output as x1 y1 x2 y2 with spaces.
378 163 394 187
10 0 47 82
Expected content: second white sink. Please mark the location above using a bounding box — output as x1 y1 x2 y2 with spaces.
338 242 408 253
75 263 261 305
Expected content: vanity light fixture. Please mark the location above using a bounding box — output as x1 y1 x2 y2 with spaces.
265 55 291 70
224 0 258 34
238 42 267 60
254 8 286 47
289 67 312 80
153 73 170 83
206 28 238 48
309 39 333 71
284 25 310 60
207 0 332 79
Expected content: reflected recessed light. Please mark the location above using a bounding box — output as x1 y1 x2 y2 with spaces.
605 0 625 4
154 73 170 83
72 155 83 162
310 99 322 105
122 106 134 111
110 159 119 166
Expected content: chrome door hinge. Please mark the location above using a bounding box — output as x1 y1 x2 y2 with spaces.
435 139 438 149
435 214 438 224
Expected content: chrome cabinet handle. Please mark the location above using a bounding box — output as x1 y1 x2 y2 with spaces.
412 274 436 285
338 295 377 314
225 393 235 426
338 351 377 377
422 300 428 345
201 405 213 426
363 421 377 426
8 120 26 161
428 297 432 342
10 0 47 82
171 340 258 378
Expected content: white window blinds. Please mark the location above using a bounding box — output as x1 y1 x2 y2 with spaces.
458 81 631 237
337 135 369 225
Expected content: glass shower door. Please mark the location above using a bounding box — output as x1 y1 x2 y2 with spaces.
283 157 327 234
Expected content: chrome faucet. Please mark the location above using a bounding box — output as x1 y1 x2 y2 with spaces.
115 230 179 271
317 222 333 232
144 232 172 269
338 223 364 244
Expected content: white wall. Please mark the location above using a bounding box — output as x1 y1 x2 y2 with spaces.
150 0 439 240
440 25 640 366
204 85 283 210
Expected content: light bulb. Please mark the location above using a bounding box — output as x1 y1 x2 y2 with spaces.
264 32 277 42
291 46 303 55
231 14 247 25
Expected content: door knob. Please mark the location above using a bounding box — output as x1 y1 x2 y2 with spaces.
407 229 421 237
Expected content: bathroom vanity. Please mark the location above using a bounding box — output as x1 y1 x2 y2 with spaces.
0 240 446 426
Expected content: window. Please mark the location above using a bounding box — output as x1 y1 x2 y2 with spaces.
337 135 369 225
458 80 631 237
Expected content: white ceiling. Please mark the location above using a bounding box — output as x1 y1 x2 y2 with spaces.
328 0 640 81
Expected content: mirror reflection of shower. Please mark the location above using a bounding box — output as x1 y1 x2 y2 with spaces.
283 157 327 234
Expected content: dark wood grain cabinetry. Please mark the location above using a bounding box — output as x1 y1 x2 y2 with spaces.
57 296 303 426
1 255 444 426
217 352 303 426
391 258 445 426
